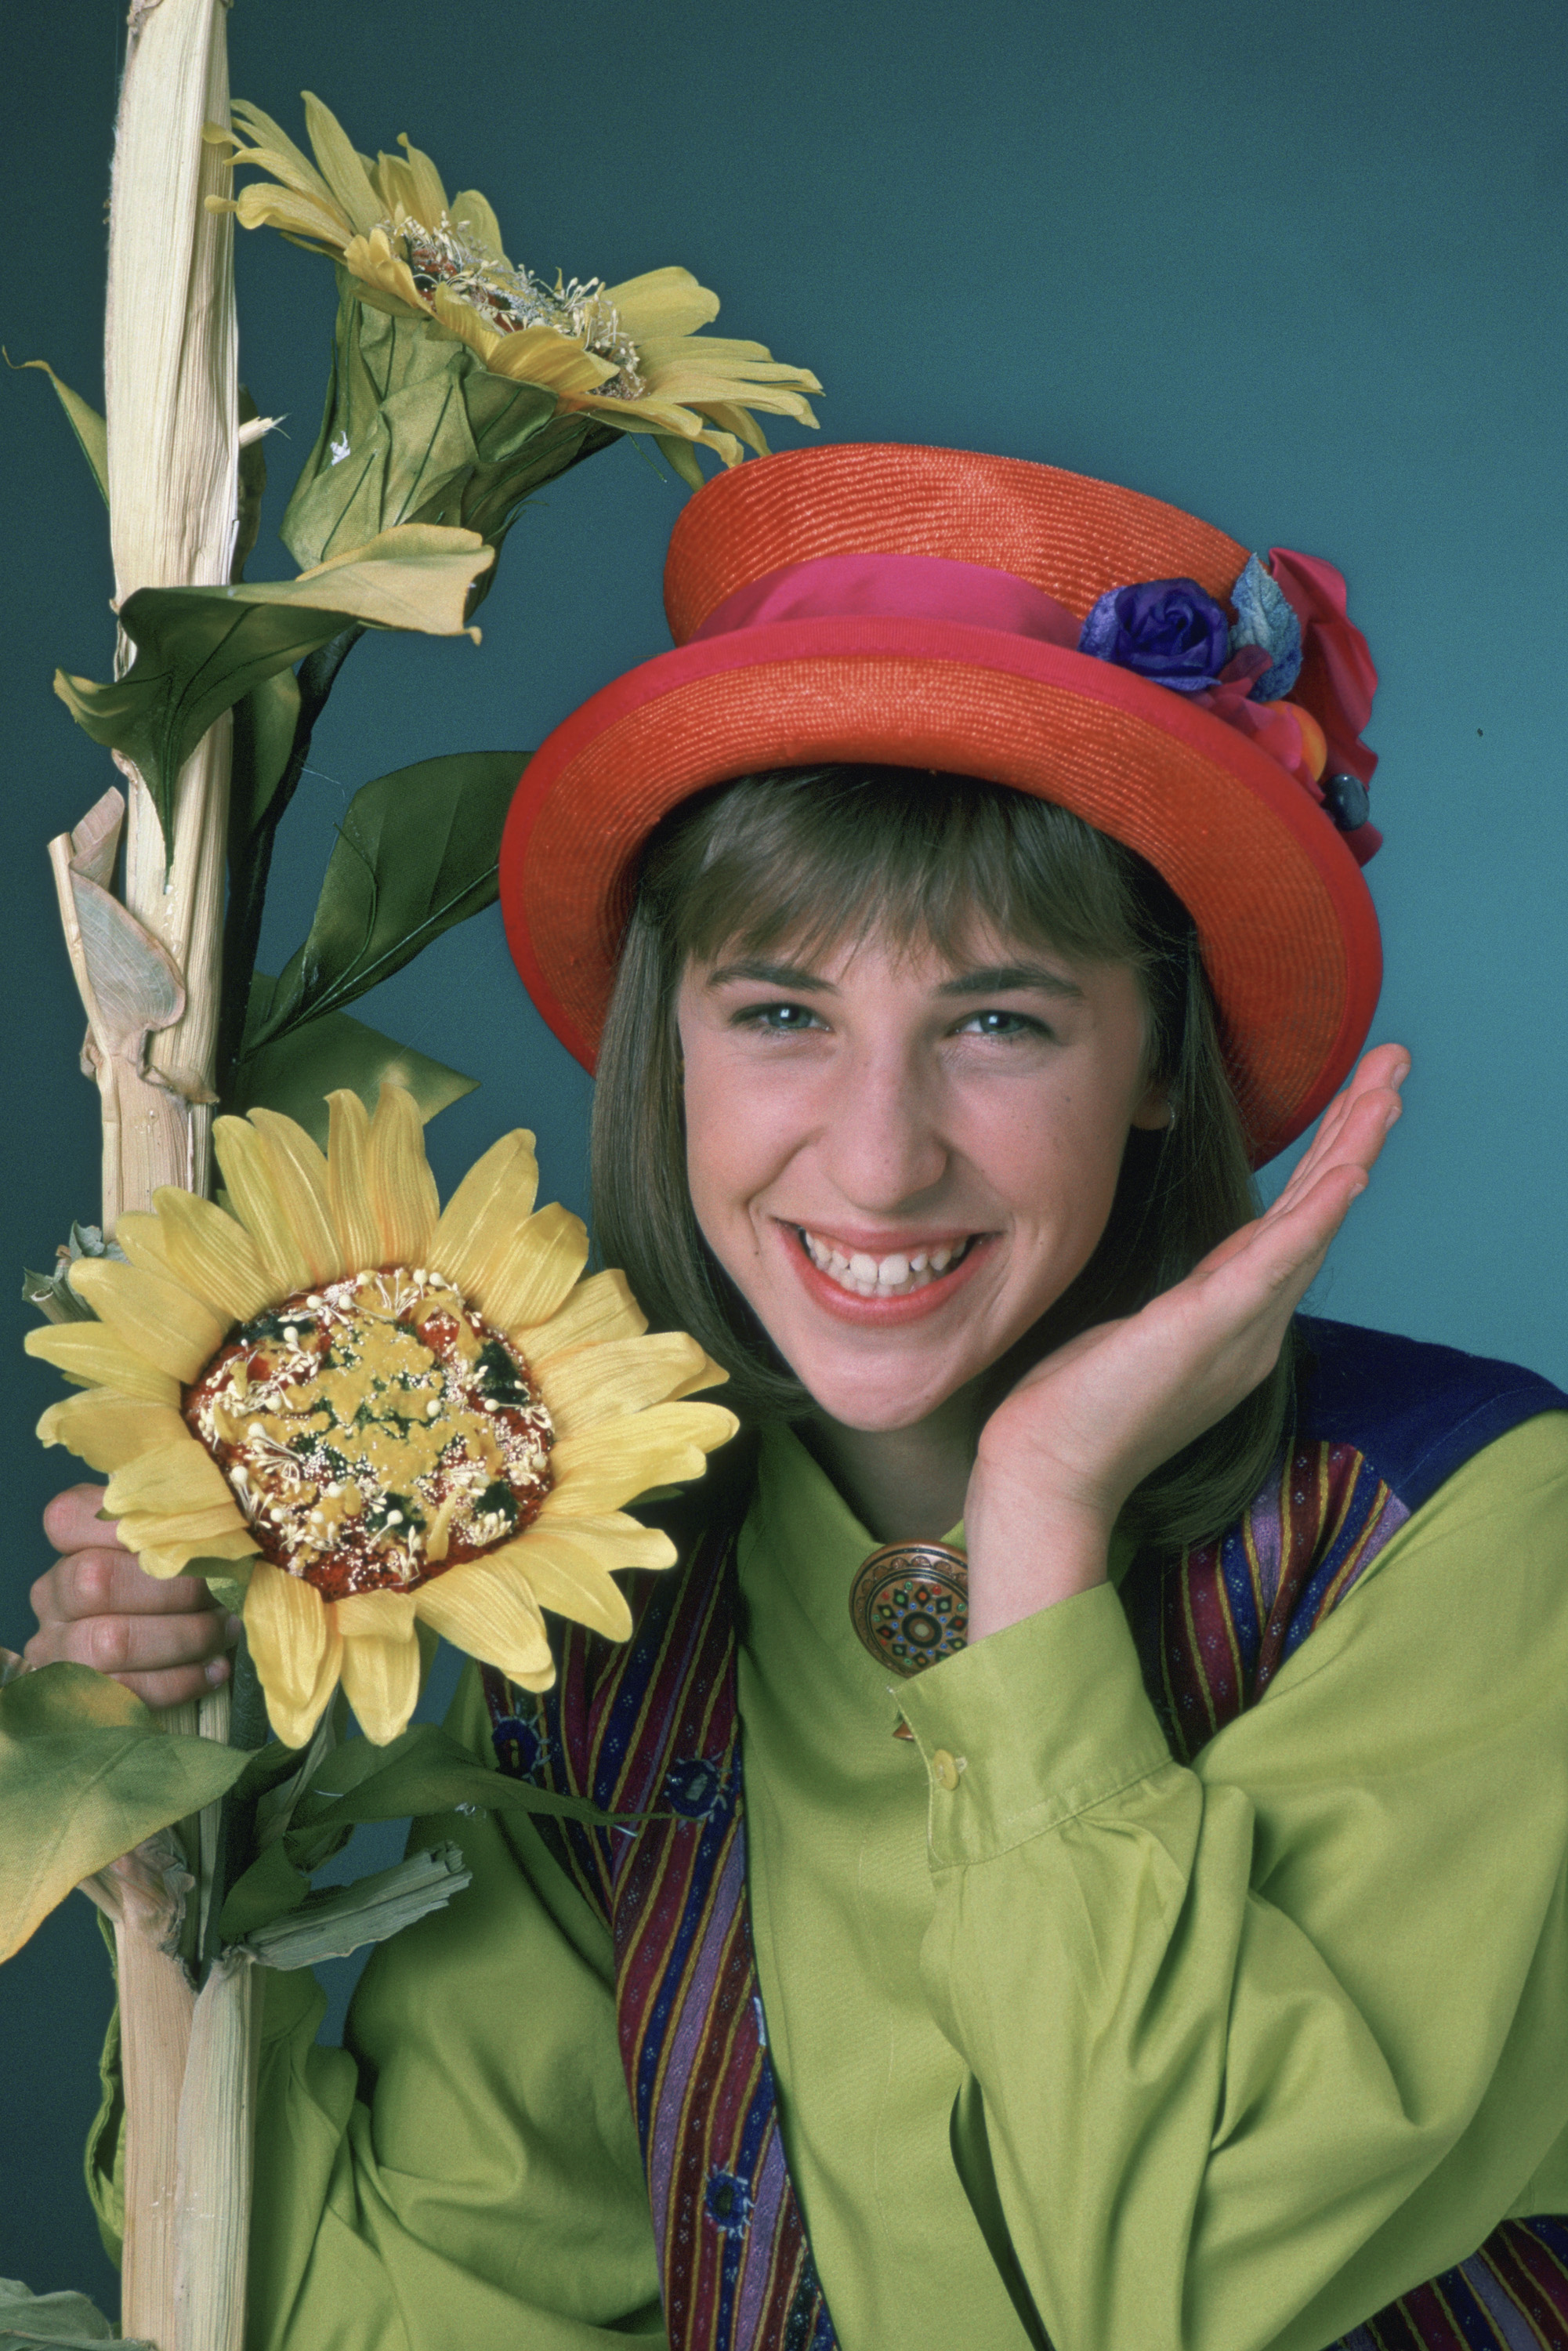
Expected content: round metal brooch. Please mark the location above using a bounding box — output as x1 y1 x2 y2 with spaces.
849 1541 970 1676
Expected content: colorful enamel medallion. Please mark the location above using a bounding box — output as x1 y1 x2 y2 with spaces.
848 1541 969 1675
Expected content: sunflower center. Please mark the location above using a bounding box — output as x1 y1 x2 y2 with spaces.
183 1266 554 1601
390 216 647 398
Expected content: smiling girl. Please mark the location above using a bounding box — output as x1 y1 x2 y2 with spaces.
30 444 1568 2351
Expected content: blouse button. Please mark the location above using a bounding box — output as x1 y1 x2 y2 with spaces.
932 1748 961 1791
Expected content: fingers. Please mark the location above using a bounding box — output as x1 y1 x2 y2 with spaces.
42 1482 123 1556
1274 1045 1410 1212
29 1481 237 1708
24 1596 240 1708
31 1548 220 1630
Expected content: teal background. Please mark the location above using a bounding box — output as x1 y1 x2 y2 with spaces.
2 0 1564 2303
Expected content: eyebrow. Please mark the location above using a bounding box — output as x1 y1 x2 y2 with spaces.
935 963 1086 1002
704 958 840 994
703 957 1085 1002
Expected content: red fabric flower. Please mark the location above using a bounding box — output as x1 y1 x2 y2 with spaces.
1267 549 1379 787
1264 548 1382 866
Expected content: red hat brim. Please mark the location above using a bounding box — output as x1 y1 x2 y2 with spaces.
501 611 1379 1164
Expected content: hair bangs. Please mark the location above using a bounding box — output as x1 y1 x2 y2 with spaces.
664 766 1153 982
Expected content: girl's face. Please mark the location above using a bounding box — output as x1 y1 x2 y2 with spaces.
678 924 1170 1433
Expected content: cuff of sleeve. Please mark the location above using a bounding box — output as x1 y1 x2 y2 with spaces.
896 1581 1175 1866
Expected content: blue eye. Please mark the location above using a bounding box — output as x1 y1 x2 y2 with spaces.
739 1002 822 1033
958 1009 1044 1038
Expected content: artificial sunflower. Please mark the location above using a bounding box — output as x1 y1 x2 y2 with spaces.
27 1089 736 1748
209 93 821 483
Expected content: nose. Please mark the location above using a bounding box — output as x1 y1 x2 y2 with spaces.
813 1038 949 1212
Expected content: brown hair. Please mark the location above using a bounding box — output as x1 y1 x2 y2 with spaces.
591 765 1294 1551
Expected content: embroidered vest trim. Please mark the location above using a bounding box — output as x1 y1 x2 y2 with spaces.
487 1517 835 2351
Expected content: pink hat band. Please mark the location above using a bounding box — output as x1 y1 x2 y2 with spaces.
687 551 1083 650
683 547 1370 841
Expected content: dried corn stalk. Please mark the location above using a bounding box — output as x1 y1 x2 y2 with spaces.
100 0 237 1228
81 2 242 2344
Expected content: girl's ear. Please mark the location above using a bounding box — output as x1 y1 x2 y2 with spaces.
1131 1074 1174 1132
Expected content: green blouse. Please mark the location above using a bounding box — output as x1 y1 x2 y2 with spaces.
99 1411 1568 2351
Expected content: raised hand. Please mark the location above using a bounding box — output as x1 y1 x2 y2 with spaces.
965 1043 1410 1638
26 1483 238 1709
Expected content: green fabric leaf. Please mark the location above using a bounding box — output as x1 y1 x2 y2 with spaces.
215 1835 310 1940
230 978 477 1147
251 750 527 1042
236 1842 472 1969
53 524 493 860
229 668 303 886
11 358 110 505
0 1665 250 1965
293 1723 625 1831
281 274 591 587
948 2078 1053 2351
0 2275 150 2347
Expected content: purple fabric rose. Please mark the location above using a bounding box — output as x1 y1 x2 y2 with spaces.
1078 577 1230 694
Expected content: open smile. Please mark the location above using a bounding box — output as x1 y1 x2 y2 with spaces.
798 1227 978 1298
781 1223 993 1322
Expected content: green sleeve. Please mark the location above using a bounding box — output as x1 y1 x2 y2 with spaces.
898 1414 1568 2351
244 1662 664 2350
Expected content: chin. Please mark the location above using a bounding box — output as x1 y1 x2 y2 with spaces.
776 1339 978 1433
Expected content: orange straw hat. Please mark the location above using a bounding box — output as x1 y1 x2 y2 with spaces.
499 442 1383 1165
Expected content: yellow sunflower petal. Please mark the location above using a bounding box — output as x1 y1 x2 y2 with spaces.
493 1531 634 1643
503 1509 679 1640
214 1116 312 1293
541 1400 739 1517
37 1391 190 1476
139 1529 259 1579
412 1557 553 1683
476 1203 589 1333
325 1090 380 1270
535 1331 721 1441
448 187 504 256
230 182 350 249
147 1188 276 1324
438 301 615 397
118 1514 259 1574
251 1111 345 1288
246 1561 342 1748
693 398 772 457
215 1111 342 1291
300 92 383 234
67 1259 226 1384
514 1267 647 1364
371 132 450 231
24 1324 179 1403
103 1436 244 1526
426 1128 538 1299
604 266 722 340
229 100 341 211
368 1084 439 1266
335 1591 421 1744
342 227 428 313
113 1213 181 1287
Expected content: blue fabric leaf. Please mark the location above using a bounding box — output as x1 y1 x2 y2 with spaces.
1228 553 1303 701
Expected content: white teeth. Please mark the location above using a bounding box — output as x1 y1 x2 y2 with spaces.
798 1230 972 1298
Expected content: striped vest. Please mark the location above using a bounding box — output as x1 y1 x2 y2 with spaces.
484 1317 1568 2351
